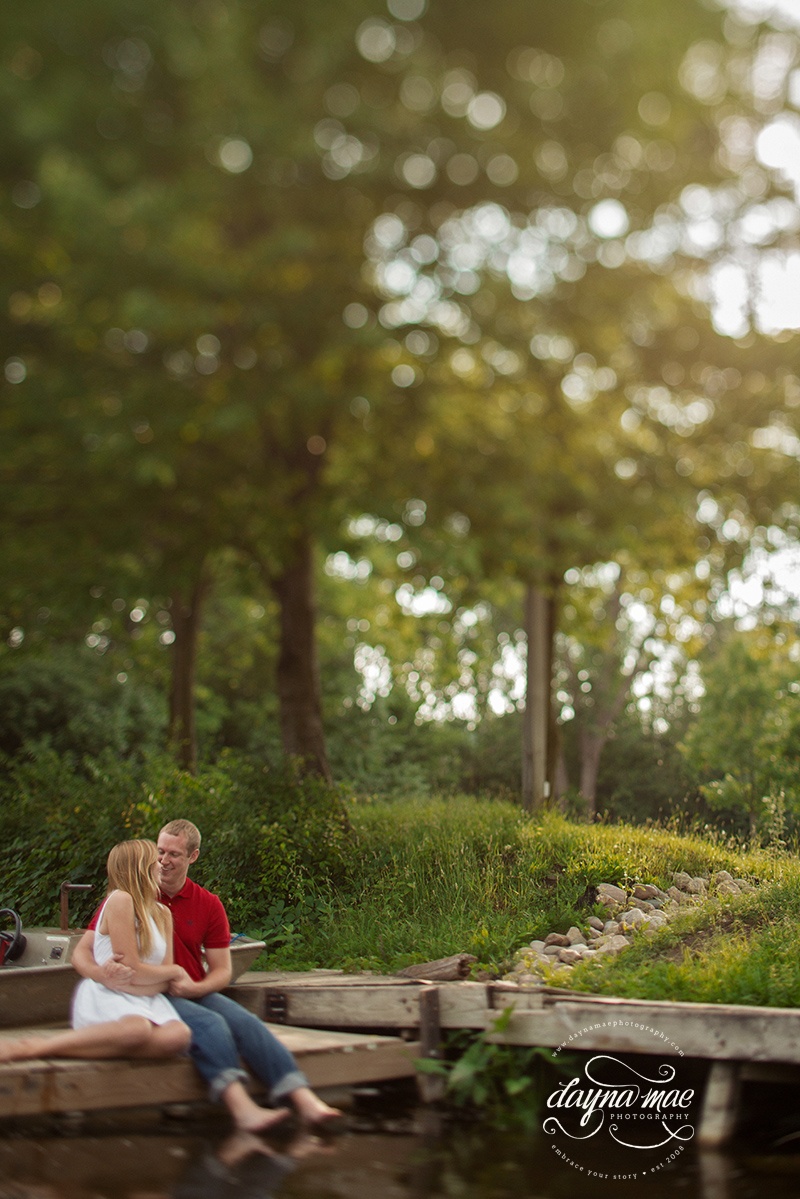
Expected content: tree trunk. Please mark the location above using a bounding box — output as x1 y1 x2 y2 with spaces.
270 532 332 781
521 582 555 811
578 728 606 821
168 572 210 773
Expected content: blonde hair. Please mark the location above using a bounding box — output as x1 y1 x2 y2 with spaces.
106 839 168 960
160 818 201 856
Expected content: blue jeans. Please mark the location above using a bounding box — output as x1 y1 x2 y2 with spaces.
170 992 308 1106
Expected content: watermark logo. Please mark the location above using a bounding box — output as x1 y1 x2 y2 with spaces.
543 1022 696 1181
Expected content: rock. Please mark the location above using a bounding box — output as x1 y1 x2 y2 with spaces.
529 940 546 952
673 871 693 891
566 926 587 946
667 887 693 905
558 948 584 964
603 920 620 934
587 916 605 931
716 881 740 896
633 884 660 900
646 909 668 924
597 882 627 906
596 935 631 956
687 877 707 895
733 879 753 891
544 932 571 947
543 944 562 956
642 911 668 931
587 927 603 940
712 870 733 885
619 907 647 930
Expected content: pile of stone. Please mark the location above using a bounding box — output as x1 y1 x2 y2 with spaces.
503 869 754 987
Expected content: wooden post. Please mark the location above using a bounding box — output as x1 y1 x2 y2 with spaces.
417 985 446 1103
698 1151 732 1199
697 1061 741 1147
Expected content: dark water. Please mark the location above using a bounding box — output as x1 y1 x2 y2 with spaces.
1 1085 800 1199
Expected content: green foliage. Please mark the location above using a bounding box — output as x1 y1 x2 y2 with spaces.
681 629 800 838
418 1006 569 1131
0 649 165 762
0 749 351 933
328 705 527 801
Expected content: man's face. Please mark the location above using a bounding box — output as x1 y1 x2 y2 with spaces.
157 831 198 896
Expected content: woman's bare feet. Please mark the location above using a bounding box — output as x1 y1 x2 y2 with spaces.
0 1036 49 1062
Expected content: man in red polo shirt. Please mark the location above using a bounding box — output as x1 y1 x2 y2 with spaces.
73 818 341 1134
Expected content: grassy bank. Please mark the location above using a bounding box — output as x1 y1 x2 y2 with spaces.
262 796 799 1008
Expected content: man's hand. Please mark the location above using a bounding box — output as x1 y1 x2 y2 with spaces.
166 968 198 998
100 954 135 990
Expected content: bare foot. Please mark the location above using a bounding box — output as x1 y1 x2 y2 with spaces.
284 1131 338 1160
217 1130 276 1167
236 1105 292 1135
0 1036 49 1062
290 1087 345 1129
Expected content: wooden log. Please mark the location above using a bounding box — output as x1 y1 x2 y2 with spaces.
396 954 477 981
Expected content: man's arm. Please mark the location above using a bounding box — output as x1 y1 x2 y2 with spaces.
71 927 187 996
167 945 233 998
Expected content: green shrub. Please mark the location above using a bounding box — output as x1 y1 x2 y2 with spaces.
0 650 165 764
0 748 352 934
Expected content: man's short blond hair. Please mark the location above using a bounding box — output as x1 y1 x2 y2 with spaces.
160 818 202 855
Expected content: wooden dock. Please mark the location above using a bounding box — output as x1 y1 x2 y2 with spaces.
0 1019 420 1120
2 969 800 1144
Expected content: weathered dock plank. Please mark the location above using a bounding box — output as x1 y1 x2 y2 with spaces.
484 993 800 1065
237 974 800 1068
0 1024 420 1120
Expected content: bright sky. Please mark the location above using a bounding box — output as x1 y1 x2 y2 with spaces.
715 0 800 335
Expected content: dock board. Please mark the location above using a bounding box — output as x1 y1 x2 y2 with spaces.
4 970 800 1145
236 973 800 1065
0 1023 420 1120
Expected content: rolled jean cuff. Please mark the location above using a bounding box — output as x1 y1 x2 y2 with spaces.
208 1066 250 1103
270 1068 309 1106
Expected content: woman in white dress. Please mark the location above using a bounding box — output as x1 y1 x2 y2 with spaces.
0 840 191 1062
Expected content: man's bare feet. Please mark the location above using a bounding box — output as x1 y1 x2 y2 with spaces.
221 1079 293 1135
236 1103 292 1135
216 1130 276 1167
289 1086 345 1129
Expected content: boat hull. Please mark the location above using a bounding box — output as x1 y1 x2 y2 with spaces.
0 930 266 1028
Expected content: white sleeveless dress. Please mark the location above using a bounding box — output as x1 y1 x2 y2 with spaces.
71 896 183 1029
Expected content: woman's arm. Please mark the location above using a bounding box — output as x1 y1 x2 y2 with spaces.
102 891 186 986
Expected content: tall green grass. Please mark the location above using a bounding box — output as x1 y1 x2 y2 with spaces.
265 798 798 1008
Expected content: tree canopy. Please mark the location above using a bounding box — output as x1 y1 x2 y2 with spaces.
2 0 799 803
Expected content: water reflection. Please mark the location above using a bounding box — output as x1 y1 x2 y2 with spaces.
2 1104 800 1199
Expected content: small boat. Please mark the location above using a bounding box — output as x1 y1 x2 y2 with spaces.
0 893 266 1029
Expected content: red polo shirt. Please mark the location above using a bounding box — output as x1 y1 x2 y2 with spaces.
88 877 230 983
157 877 230 982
